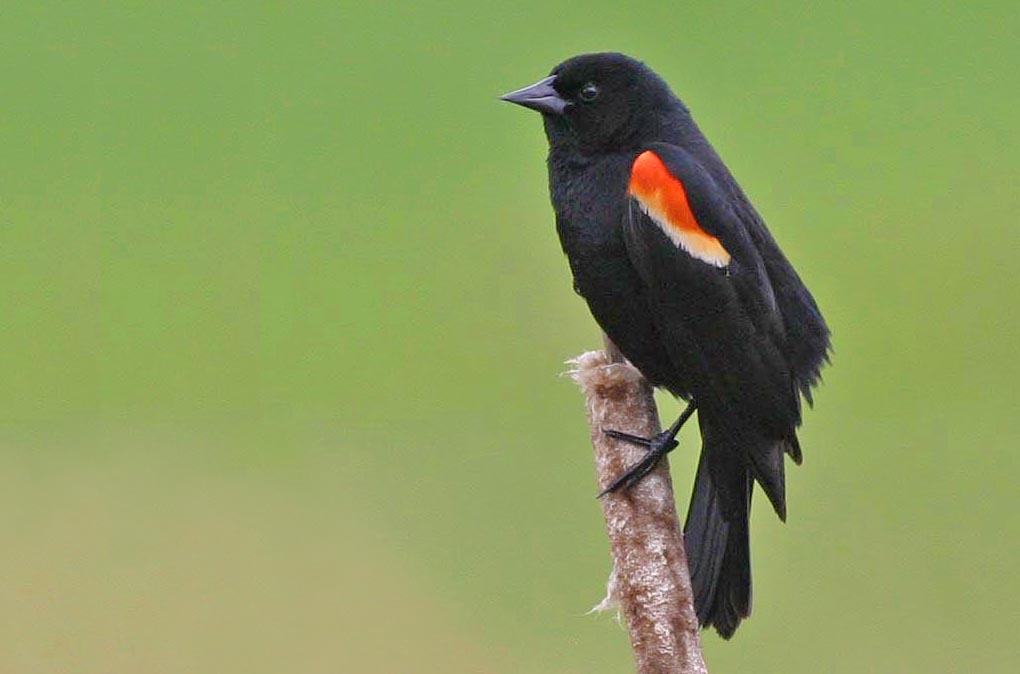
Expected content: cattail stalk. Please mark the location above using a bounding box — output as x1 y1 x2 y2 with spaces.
569 345 708 674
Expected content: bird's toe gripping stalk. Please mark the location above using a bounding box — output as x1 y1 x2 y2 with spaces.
597 400 696 498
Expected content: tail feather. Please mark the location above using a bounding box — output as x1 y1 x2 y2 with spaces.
683 419 753 639
684 461 729 615
748 439 787 522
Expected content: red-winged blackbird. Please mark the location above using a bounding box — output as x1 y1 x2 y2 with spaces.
502 53 830 639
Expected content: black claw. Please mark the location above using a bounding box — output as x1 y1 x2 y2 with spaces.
601 427 679 453
597 401 697 498
597 430 680 498
597 451 662 497
602 428 654 447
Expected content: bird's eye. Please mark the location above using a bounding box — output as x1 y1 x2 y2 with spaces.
579 82 599 102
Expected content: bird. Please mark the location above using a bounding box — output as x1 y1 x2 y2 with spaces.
500 53 830 638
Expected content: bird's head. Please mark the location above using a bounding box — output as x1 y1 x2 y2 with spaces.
501 53 682 155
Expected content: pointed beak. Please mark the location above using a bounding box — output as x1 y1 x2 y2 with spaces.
500 75 567 115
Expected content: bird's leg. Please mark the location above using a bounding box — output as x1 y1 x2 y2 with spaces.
598 400 697 497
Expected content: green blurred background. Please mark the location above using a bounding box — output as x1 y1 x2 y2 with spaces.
2 2 1018 672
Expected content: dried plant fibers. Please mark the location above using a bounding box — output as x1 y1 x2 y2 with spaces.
570 344 708 674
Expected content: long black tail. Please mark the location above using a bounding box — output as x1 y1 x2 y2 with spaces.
683 419 754 639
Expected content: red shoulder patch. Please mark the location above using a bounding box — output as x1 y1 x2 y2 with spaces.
628 151 731 267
